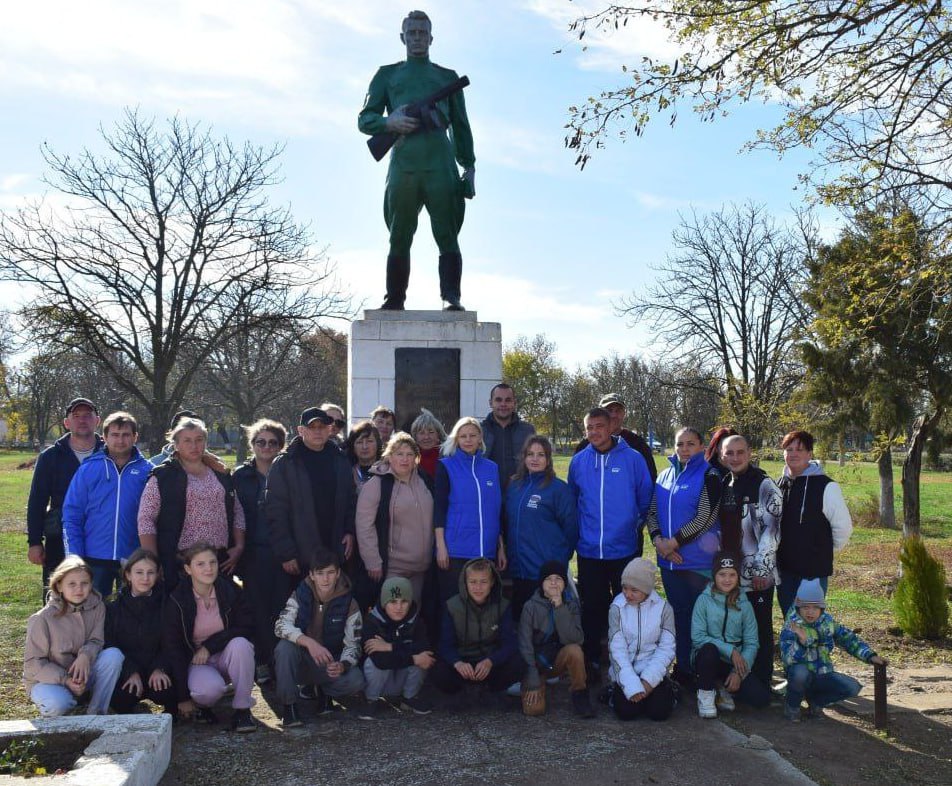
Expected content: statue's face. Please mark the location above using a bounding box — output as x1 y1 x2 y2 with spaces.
401 18 432 58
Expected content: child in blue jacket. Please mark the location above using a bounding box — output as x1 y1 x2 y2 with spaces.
780 579 886 721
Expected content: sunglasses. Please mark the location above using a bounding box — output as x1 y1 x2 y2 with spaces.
253 438 281 448
333 419 346 428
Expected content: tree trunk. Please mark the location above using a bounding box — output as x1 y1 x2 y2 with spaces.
877 448 897 529
902 408 945 538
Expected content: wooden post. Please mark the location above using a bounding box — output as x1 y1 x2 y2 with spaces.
874 662 888 730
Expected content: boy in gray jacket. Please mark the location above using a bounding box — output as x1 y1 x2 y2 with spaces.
519 561 594 718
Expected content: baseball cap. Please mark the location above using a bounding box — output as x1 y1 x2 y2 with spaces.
65 398 98 415
598 393 626 409
300 407 334 426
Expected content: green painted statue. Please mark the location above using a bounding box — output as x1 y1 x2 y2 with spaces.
358 10 475 311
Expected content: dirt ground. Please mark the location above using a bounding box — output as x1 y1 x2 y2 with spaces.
158 663 952 786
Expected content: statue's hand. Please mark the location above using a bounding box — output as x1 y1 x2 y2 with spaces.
385 107 420 135
462 167 476 199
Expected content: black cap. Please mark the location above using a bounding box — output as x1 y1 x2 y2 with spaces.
169 409 199 429
65 398 98 415
300 407 333 426
538 560 569 589
712 550 740 574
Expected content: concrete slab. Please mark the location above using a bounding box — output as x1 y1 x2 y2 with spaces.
0 714 171 786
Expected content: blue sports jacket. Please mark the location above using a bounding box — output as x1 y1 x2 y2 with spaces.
654 451 721 572
505 473 577 580
62 447 151 561
568 437 653 560
436 449 503 559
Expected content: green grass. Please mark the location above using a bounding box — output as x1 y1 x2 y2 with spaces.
0 531 40 718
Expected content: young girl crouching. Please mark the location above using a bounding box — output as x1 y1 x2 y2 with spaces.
691 551 771 718
106 548 177 716
23 556 124 717
163 542 257 732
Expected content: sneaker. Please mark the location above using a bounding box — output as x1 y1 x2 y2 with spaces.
358 698 390 721
783 703 802 722
281 703 303 728
571 689 596 719
598 684 613 706
193 706 218 725
231 708 256 733
546 675 561 685
505 681 522 697
716 687 735 712
400 695 434 715
298 684 319 701
697 689 717 719
313 687 342 715
585 660 602 687
805 702 823 719
255 665 272 686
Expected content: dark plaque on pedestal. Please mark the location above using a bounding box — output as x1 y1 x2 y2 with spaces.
395 348 460 432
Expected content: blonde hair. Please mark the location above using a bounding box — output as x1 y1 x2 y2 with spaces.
167 417 208 444
48 556 93 615
442 417 484 456
383 431 421 459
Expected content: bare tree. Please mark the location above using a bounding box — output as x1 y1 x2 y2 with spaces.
0 110 352 450
619 203 810 443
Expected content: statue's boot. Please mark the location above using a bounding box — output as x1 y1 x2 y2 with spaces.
439 252 464 311
381 255 410 310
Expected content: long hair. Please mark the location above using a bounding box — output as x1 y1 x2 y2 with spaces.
441 417 484 456
511 435 555 487
121 548 162 588
345 420 383 465
705 426 738 463
48 556 93 616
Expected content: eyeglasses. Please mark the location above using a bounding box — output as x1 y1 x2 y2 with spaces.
253 438 281 448
333 419 346 428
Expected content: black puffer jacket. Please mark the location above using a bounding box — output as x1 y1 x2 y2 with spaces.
105 585 168 683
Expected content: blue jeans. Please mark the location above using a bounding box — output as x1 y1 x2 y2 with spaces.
88 559 122 599
785 664 861 709
661 568 709 677
777 571 827 620
31 646 124 717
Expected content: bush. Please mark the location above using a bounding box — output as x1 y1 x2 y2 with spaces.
893 537 950 639
852 492 882 528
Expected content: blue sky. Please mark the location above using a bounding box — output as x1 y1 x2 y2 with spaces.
0 0 836 368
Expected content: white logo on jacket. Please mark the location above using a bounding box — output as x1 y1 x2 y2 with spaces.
527 494 541 509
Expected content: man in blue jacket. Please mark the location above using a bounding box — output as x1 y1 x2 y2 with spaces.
568 407 653 678
62 411 151 597
26 398 103 591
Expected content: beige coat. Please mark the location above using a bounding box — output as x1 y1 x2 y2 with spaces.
355 461 434 575
23 590 105 693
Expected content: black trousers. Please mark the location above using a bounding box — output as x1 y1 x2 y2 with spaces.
577 554 635 662
110 679 177 715
430 654 526 694
612 679 676 721
746 586 775 686
509 578 538 628
436 558 472 608
241 543 292 667
694 643 771 708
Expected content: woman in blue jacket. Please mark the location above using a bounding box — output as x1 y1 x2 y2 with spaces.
645 427 722 686
505 436 577 623
434 417 504 606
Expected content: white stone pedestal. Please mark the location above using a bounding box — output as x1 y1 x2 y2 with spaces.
348 309 502 430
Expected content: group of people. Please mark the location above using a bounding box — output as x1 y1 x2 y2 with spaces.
23 388 885 733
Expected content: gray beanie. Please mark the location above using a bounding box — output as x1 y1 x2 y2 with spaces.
380 576 413 606
621 557 655 595
795 578 826 609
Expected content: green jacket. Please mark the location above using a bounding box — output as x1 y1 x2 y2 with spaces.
690 583 759 669
358 56 475 172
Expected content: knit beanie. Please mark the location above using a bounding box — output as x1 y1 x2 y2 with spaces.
795 578 827 608
380 576 413 606
711 550 740 575
538 560 568 590
620 557 656 595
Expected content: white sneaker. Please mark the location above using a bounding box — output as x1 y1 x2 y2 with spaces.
716 687 735 712
697 689 717 719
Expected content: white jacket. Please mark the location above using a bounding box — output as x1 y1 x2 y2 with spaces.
607 590 676 699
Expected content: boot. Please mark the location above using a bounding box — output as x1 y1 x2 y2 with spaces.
571 689 596 719
697 688 717 719
438 252 464 311
381 255 410 310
